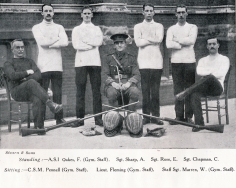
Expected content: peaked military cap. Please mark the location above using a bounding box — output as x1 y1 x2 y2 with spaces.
110 33 129 42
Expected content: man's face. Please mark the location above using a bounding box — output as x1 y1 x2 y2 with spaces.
207 38 219 54
12 41 25 58
142 6 155 22
81 9 93 23
176 7 188 24
41 5 54 22
114 41 127 52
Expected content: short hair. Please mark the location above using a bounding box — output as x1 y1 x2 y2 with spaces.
207 36 219 44
143 3 154 11
11 39 24 49
82 6 93 13
176 4 187 12
42 4 54 12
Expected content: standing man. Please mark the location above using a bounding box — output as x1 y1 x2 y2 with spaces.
72 6 103 127
32 4 68 125
134 3 164 125
103 33 140 112
166 4 198 124
4 39 63 132
175 37 230 131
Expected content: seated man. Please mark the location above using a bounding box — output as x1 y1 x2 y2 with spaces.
103 33 140 111
175 36 230 131
4 39 63 131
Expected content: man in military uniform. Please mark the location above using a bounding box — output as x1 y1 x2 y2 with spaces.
103 33 140 111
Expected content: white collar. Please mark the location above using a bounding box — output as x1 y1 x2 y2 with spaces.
143 19 154 24
81 22 94 26
176 22 189 26
42 19 54 25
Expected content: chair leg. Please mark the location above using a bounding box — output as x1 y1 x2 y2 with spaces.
8 104 12 132
205 98 209 123
18 104 22 135
217 99 221 125
27 104 31 128
225 97 229 125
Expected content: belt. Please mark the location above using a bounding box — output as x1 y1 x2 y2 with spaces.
113 75 128 79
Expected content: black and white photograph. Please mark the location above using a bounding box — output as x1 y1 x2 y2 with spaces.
0 0 235 187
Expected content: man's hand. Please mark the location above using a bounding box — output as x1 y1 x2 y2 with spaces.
173 36 179 43
111 82 122 90
26 69 34 75
147 38 158 44
121 82 131 91
82 40 96 48
82 39 89 44
85 42 94 46
49 43 61 48
146 31 158 44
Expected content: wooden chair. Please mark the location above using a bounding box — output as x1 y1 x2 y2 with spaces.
202 65 232 125
2 74 32 134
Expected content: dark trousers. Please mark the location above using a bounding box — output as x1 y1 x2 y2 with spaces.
172 63 196 120
105 85 139 111
75 66 102 121
140 69 162 118
40 71 63 120
11 79 49 129
189 75 223 125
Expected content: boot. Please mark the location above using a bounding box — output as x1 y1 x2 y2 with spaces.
46 100 63 114
151 118 164 125
169 117 185 125
142 117 150 125
186 118 194 124
192 124 204 132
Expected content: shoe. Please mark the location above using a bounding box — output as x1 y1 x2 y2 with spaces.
186 118 194 124
151 119 164 125
56 118 66 125
142 118 150 125
169 117 184 125
71 121 84 128
192 125 204 132
192 122 205 132
56 118 71 127
95 119 103 127
46 100 63 114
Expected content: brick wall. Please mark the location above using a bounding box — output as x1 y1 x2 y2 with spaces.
128 0 235 6
1 0 234 5
51 0 235 6
0 3 235 125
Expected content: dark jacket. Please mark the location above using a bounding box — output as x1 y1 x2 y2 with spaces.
4 58 41 91
103 51 141 86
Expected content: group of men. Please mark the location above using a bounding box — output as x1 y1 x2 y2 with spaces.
4 3 230 135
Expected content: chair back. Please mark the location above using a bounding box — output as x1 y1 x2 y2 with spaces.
2 73 13 103
223 65 232 96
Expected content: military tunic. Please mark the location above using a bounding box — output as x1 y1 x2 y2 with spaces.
103 51 141 111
